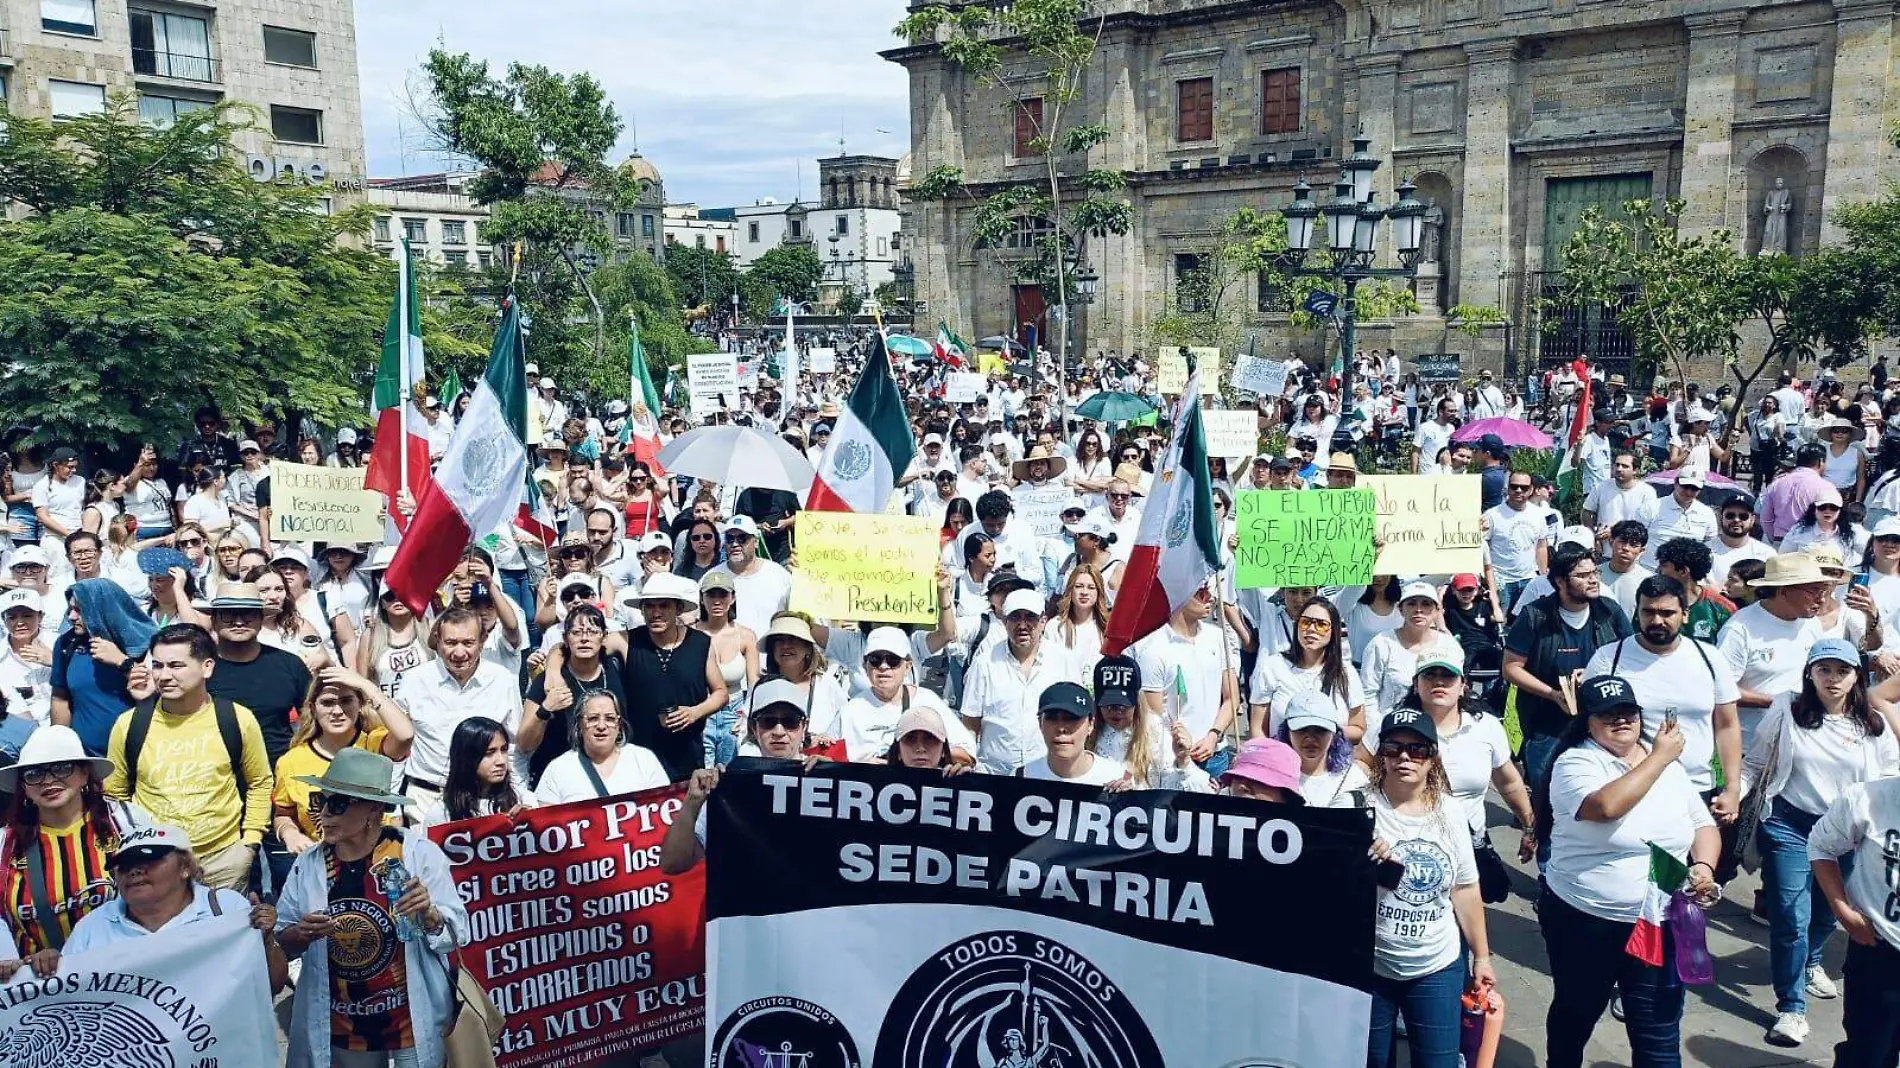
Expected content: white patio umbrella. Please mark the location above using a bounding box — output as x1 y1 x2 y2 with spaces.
657 423 815 495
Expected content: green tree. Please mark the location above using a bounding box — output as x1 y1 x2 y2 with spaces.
593 252 709 387
743 243 825 318
0 97 388 451
664 242 741 312
1148 207 1424 364
896 0 1134 357
422 50 662 394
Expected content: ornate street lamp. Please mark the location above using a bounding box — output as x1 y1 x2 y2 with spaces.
1388 177 1426 269
1283 178 1319 261
1343 132 1381 204
1322 174 1359 256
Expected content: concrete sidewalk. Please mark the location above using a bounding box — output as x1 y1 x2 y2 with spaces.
1485 822 1844 1068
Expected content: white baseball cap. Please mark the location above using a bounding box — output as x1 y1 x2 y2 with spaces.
1001 589 1045 619
1558 524 1596 548
1283 690 1346 734
637 531 673 555
721 515 761 541
1397 580 1440 605
0 588 43 616
6 546 49 570
863 626 911 662
1873 516 1900 539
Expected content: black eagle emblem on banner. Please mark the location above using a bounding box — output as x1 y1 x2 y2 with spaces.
0 1000 174 1068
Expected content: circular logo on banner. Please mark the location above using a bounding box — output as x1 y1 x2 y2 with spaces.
873 930 1162 1068
832 439 874 482
460 435 504 496
1393 839 1454 907
0 1000 175 1065
711 997 862 1068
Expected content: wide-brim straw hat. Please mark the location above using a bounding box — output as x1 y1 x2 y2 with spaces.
1111 462 1147 494
1750 553 1831 588
1011 446 1069 481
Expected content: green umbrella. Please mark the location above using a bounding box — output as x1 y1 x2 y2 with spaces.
1075 391 1157 422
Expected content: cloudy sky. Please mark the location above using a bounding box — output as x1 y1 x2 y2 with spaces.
355 1 912 208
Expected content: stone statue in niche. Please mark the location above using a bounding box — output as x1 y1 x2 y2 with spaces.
1760 177 1793 257
1420 203 1445 264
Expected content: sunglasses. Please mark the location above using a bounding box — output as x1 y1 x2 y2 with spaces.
865 653 904 670
561 590 590 602
690 532 717 542
1816 504 1841 512
310 792 360 816
177 538 205 548
1297 617 1333 633
20 761 79 786
752 715 805 732
557 547 591 558
1507 483 1532 492
1590 707 1642 724
1377 741 1437 761
1107 493 1131 502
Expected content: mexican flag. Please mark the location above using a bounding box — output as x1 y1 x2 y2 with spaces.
805 333 916 514
1626 842 1688 966
1551 359 1593 512
935 320 968 369
383 296 537 614
624 318 666 476
1103 360 1223 655
363 239 435 536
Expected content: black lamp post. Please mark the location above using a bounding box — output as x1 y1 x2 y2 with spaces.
1278 134 1425 426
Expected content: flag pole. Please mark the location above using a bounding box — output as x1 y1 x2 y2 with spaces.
396 239 410 515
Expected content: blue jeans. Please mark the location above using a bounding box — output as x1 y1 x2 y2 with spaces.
1539 884 1684 1068
704 691 743 767
1366 958 1465 1068
1759 797 1852 1014
499 567 534 641
1520 730 1562 868
1500 578 1531 617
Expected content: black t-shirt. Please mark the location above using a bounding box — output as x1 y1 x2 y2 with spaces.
209 645 313 767
736 488 799 563
255 476 271 510
523 655 626 788
621 629 711 782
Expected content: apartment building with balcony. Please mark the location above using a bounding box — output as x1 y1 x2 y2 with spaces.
2 0 367 207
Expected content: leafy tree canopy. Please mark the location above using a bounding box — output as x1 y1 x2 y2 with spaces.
0 97 388 452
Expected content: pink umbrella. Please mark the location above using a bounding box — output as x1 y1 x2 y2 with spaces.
1450 417 1553 449
1645 468 1741 490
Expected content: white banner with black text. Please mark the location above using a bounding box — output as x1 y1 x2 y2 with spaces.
706 759 1377 1068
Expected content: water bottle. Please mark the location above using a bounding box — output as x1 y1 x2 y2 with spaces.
1666 891 1715 985
378 858 421 943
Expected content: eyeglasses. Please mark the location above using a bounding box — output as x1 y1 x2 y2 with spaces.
310 792 360 816
1107 493 1131 502
865 653 904 670
1507 483 1532 493
1297 617 1333 634
177 538 205 548
20 762 79 786
557 547 591 558
561 590 590 602
753 715 806 731
1377 741 1437 761
690 533 717 542
1816 504 1842 512
1590 708 1642 724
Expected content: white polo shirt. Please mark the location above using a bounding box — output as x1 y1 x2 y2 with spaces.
1640 496 1719 570
396 660 524 785
958 639 1084 774
1131 620 1237 740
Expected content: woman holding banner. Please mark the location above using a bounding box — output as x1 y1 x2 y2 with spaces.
278 748 467 1068
61 821 286 991
0 725 154 978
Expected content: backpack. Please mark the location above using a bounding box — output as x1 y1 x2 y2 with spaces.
123 695 250 826
923 614 990 711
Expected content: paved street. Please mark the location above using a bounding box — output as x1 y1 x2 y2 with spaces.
1486 820 1843 1068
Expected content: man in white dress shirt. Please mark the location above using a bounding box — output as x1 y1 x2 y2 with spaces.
395 607 524 803
959 590 1083 774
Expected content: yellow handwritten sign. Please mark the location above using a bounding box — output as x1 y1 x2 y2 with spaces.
1359 475 1484 576
1156 347 1223 395
791 513 940 624
268 461 386 543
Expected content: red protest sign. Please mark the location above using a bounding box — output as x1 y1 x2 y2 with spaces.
430 785 706 1066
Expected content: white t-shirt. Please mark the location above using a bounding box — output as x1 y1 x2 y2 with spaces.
1777 705 1900 818
1250 655 1366 738
1583 637 1739 791
1602 562 1653 621
1343 601 1401 666
1483 503 1549 582
1300 762 1371 808
1023 754 1126 786
1358 632 1463 718
1717 602 1826 745
1709 538 1774 587
1544 740 1714 923
1806 777 1900 950
124 478 174 528
1364 709 1510 834
1583 480 1658 531
710 559 794 637
836 686 972 762
1369 791 1477 980
533 744 670 806
28 475 83 534
1132 621 1237 740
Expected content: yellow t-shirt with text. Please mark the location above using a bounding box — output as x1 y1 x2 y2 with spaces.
104 700 274 856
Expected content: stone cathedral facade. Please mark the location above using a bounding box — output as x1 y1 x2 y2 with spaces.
885 0 1900 379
